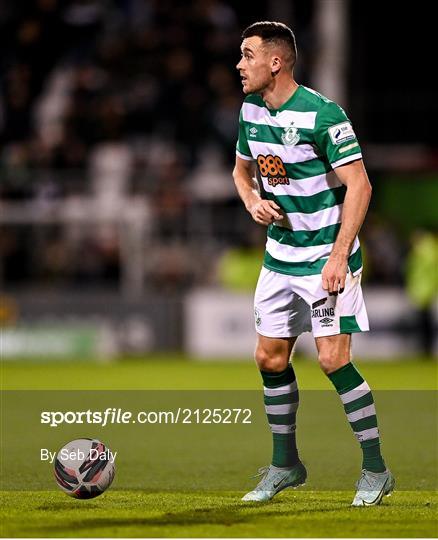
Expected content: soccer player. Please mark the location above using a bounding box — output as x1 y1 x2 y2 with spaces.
233 21 394 506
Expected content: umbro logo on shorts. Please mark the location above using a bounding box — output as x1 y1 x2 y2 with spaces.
320 317 334 325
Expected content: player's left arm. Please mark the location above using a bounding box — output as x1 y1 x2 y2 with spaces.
322 159 372 293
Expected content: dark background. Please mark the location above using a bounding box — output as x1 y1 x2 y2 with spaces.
0 0 436 357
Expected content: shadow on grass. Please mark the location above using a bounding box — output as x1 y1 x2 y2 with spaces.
36 502 101 511
27 498 347 535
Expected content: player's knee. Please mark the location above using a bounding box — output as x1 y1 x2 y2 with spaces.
318 350 349 374
318 352 337 374
254 346 287 372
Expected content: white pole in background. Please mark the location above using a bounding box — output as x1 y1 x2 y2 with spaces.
312 0 349 107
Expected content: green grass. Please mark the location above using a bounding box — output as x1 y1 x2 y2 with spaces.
1 356 437 537
2 355 437 390
1 490 437 538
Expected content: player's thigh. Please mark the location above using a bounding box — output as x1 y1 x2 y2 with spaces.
254 334 298 372
290 271 369 338
314 333 351 374
254 267 311 339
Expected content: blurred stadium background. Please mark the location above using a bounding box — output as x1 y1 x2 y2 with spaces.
1 0 437 362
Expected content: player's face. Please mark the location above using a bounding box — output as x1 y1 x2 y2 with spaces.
236 36 273 94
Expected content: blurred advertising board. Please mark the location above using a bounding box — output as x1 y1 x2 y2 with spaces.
1 326 102 360
185 288 437 359
0 293 181 359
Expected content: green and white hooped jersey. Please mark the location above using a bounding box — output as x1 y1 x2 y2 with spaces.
236 85 363 276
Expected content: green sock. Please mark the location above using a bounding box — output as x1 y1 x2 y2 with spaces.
328 362 386 473
261 364 299 468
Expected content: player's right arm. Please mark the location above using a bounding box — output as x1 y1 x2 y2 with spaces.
233 156 282 226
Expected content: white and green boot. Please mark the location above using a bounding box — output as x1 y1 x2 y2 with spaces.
242 461 307 502
352 469 395 506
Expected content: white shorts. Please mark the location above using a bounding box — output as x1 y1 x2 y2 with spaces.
254 267 369 338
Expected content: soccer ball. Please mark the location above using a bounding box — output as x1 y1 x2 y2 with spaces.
54 438 115 499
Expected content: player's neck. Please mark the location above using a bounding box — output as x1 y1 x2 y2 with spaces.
261 78 299 111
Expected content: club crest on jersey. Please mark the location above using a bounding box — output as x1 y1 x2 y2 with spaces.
281 122 300 146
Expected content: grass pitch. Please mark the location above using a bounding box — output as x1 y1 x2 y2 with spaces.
1 356 437 538
1 490 437 538
2 354 436 390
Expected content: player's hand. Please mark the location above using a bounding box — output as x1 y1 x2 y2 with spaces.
322 255 348 294
249 200 282 226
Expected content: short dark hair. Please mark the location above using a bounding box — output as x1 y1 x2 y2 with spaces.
242 21 297 69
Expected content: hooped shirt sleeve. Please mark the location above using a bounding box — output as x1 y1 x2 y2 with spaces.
236 108 254 161
314 101 362 169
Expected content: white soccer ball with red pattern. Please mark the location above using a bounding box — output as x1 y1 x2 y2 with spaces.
54 438 115 498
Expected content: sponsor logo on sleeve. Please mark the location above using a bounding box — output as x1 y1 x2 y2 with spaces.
328 122 356 145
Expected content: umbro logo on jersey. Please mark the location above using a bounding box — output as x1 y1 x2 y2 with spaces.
320 317 334 326
249 127 258 137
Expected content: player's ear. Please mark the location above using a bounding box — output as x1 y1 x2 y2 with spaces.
271 56 282 76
